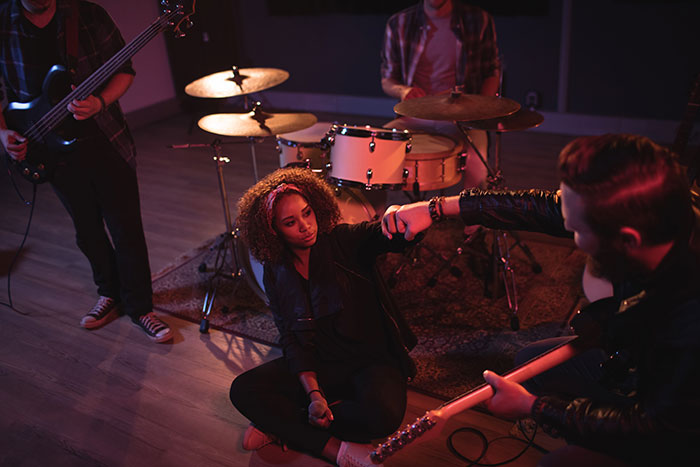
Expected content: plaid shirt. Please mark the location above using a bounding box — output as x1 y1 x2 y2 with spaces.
0 0 136 166
380 2 501 95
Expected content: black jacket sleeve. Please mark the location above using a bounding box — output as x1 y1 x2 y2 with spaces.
458 188 571 238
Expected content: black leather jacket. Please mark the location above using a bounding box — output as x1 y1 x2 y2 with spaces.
262 221 417 380
459 188 700 465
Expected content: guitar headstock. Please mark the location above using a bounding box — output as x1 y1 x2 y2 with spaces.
370 411 441 463
160 0 196 38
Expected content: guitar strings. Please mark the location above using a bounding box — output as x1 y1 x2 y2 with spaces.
24 9 180 143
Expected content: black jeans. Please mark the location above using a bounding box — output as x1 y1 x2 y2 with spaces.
50 135 152 321
230 357 407 457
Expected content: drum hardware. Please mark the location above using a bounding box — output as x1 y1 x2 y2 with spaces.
168 138 261 333
433 112 544 331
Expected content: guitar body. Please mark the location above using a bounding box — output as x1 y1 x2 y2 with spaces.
4 65 79 183
2 1 195 184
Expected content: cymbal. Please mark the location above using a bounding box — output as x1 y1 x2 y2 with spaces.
198 110 317 137
394 92 520 122
185 66 289 98
464 107 544 132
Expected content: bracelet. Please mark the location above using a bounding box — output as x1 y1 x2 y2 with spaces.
96 94 106 112
428 196 444 222
307 389 323 398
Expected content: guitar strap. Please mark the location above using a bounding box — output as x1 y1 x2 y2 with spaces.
64 0 79 77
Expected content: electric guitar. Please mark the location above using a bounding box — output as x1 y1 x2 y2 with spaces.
370 335 588 463
3 1 195 184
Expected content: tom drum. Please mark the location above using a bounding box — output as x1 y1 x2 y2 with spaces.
276 121 333 172
403 133 463 192
328 124 411 190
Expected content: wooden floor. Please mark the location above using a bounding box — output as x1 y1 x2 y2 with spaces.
0 111 575 467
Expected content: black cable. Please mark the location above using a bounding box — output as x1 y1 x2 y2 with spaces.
0 182 37 315
446 419 545 467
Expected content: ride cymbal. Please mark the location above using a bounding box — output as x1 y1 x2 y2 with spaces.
463 108 544 132
394 92 520 122
185 66 289 98
198 109 317 137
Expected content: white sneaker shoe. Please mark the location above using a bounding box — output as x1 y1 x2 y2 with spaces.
336 441 382 467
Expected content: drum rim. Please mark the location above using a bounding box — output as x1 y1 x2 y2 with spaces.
277 137 329 148
332 124 411 141
329 177 407 191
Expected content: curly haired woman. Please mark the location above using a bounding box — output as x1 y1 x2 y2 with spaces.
229 168 418 467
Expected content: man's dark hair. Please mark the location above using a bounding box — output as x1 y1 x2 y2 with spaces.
558 134 692 245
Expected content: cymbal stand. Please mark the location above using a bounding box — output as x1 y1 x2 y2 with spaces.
439 124 541 330
168 139 249 333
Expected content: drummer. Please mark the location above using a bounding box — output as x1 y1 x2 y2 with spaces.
380 0 501 236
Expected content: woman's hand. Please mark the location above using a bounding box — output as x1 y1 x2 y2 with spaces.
308 396 334 429
381 202 432 241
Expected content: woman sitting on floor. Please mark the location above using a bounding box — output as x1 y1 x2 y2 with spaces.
229 168 418 467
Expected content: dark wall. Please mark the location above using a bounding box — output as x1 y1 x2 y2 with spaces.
222 0 698 120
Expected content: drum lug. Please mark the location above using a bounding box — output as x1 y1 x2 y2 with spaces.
406 139 412 154
365 169 373 189
402 168 409 182
457 151 467 172
275 144 281 153
326 162 332 171
369 138 376 153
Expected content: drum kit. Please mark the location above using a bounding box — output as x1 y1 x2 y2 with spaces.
179 65 544 332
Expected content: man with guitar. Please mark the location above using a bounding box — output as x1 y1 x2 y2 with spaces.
381 134 700 465
0 0 172 343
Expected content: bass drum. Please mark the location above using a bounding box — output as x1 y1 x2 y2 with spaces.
235 186 377 304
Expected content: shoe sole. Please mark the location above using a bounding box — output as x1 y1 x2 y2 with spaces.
80 307 120 329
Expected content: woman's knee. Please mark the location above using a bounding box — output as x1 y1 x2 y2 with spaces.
362 398 406 438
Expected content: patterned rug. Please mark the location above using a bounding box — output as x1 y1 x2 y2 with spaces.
152 220 586 400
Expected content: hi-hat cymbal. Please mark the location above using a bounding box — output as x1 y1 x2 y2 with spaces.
198 110 317 137
464 107 544 132
394 92 520 122
185 66 290 98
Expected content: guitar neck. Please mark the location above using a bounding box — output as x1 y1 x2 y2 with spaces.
32 6 182 137
371 338 583 463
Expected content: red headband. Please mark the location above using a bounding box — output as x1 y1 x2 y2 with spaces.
265 183 304 232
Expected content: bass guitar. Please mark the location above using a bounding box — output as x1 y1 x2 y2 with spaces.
3 1 195 183
370 335 588 463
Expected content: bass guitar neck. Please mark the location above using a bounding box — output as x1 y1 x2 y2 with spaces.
370 337 583 464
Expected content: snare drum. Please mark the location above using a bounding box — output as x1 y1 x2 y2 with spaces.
403 133 463 192
235 186 377 303
328 124 411 189
276 122 333 171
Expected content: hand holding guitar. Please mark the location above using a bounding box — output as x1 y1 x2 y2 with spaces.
0 127 27 161
67 93 103 120
482 370 537 419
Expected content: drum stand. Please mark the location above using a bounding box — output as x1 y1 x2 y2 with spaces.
169 139 253 333
443 125 542 331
